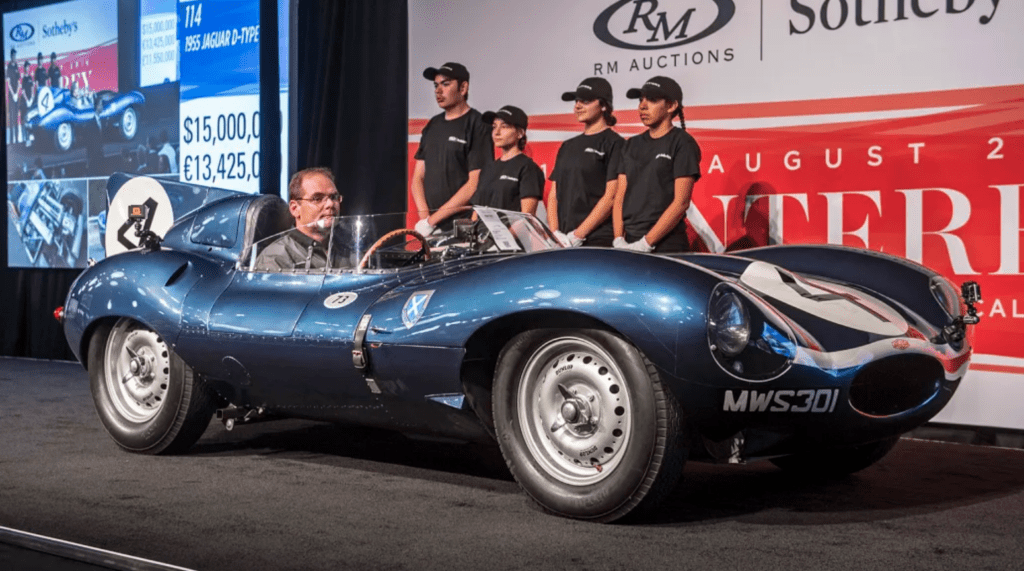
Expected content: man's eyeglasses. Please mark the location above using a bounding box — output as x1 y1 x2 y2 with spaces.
294 193 342 205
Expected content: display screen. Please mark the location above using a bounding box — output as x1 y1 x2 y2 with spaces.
5 0 290 269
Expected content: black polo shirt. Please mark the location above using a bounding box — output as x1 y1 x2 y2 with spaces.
48 65 60 88
549 129 623 245
472 153 545 212
414 109 493 211
618 127 701 243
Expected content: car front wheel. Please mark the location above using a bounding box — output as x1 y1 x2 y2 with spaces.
54 122 74 151
493 329 686 522
120 106 138 141
88 318 216 454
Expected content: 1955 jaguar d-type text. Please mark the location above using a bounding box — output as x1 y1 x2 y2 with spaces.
58 175 980 522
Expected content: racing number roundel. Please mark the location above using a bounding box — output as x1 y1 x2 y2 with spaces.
104 177 175 257
36 86 54 117
324 292 358 309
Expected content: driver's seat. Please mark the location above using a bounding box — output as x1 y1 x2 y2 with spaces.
240 195 292 267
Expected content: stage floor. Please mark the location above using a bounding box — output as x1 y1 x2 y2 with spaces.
2 356 1024 570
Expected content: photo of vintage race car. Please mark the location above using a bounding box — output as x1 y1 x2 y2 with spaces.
24 86 144 152
57 176 980 522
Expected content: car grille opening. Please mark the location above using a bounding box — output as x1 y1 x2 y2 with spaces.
849 354 944 417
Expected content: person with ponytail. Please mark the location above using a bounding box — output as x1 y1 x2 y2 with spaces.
468 105 544 215
546 77 623 248
612 76 701 253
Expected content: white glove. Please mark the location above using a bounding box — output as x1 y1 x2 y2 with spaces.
565 230 585 247
613 237 629 249
553 230 570 247
625 237 654 253
415 218 436 236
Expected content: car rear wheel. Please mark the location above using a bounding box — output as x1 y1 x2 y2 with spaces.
769 436 900 478
493 329 686 522
120 106 138 141
54 122 74 151
88 318 216 454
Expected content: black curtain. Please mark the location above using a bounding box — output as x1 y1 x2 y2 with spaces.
0 0 409 360
295 0 408 216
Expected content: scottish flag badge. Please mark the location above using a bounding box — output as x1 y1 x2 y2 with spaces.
402 290 434 328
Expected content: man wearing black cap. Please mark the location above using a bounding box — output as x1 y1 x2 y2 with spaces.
547 77 623 248
34 53 47 90
7 48 20 143
411 62 493 235
613 76 701 254
19 61 35 145
470 105 544 214
47 52 61 89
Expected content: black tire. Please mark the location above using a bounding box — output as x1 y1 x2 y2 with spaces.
88 318 216 454
493 329 686 522
769 436 900 478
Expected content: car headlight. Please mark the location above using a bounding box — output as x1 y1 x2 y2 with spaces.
929 276 962 318
709 292 749 356
707 284 795 381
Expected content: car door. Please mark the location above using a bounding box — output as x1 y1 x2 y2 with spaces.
285 273 402 406
205 270 325 404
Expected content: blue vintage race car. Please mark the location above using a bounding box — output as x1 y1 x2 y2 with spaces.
25 86 144 152
59 176 980 522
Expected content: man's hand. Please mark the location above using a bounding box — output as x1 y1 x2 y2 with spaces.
414 218 436 237
613 237 629 249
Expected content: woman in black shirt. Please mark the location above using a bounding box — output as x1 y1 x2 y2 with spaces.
470 105 544 214
547 77 623 248
613 76 701 254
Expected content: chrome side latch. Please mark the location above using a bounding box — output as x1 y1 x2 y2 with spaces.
352 314 372 369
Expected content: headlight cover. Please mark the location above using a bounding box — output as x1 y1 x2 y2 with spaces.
709 292 750 356
707 284 795 381
929 275 963 319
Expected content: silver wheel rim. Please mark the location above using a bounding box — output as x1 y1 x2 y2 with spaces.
517 336 633 486
56 123 72 150
103 319 172 423
122 108 137 139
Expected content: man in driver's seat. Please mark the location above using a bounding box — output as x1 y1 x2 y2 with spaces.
254 167 350 271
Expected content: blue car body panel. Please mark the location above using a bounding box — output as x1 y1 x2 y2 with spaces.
63 175 976 457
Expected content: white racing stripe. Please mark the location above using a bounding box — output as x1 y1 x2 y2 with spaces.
740 261 907 336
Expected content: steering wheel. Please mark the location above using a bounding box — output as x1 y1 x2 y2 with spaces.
358 229 430 271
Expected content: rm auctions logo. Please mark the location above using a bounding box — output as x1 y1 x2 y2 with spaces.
593 0 736 50
8 23 34 42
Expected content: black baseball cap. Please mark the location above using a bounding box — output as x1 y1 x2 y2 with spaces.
626 76 683 103
423 62 469 82
561 77 613 103
482 105 528 130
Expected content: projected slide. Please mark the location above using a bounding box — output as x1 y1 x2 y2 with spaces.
5 0 285 268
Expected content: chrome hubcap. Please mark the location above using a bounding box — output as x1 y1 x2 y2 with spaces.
104 319 171 423
57 124 71 148
517 337 632 486
123 109 137 138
